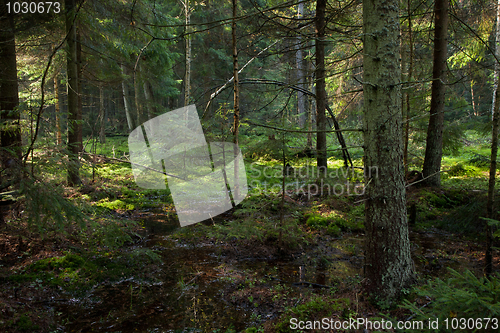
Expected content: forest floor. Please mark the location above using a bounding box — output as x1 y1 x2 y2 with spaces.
0 135 499 332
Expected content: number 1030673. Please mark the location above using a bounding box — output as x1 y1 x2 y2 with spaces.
443 318 498 330
6 2 61 14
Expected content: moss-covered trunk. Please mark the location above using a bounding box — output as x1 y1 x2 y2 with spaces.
362 0 415 305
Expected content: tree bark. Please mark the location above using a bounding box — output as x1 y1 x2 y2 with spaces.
66 0 81 186
296 2 306 127
363 0 415 305
99 84 106 144
0 1 22 169
485 0 500 278
54 73 62 145
422 0 449 187
232 0 240 200
492 0 500 119
143 81 155 120
315 0 327 177
121 64 135 131
184 0 191 107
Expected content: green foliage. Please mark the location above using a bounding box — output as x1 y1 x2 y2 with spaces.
401 269 500 331
304 212 363 236
11 249 161 294
447 163 481 178
274 298 349 333
97 198 135 211
14 315 40 331
20 179 89 237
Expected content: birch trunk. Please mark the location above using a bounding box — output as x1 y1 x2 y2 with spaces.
121 64 135 131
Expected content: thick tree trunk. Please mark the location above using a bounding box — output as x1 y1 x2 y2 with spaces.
66 0 81 186
315 0 327 176
0 2 22 169
54 74 62 145
296 2 306 127
422 0 449 187
121 64 135 131
363 0 415 305
99 84 106 144
486 0 500 278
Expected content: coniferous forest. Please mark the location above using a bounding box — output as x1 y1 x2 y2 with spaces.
1 0 500 331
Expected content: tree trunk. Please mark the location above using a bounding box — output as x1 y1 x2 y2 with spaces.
296 2 306 127
486 0 500 278
143 81 155 120
54 74 62 145
66 0 81 186
76 29 83 152
134 67 143 126
422 0 449 187
363 0 415 305
232 0 240 200
99 84 106 144
184 0 192 107
492 0 500 119
306 55 314 150
0 1 22 170
121 64 135 131
404 0 413 175
315 0 327 177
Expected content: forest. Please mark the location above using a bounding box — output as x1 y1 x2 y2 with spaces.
1 0 500 331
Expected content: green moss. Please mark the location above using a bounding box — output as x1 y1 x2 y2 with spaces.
274 298 350 332
15 315 40 331
97 198 135 211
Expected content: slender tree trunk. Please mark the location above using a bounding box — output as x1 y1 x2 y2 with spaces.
99 84 106 144
121 64 135 131
143 81 155 120
0 1 22 167
422 0 449 187
54 74 62 145
486 0 500 278
232 0 240 199
306 56 314 150
315 0 327 176
76 29 83 152
296 2 306 127
134 67 143 126
183 0 191 107
404 0 413 175
66 0 81 186
363 0 415 305
492 0 500 119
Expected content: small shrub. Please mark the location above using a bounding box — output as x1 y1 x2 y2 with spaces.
401 268 500 332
